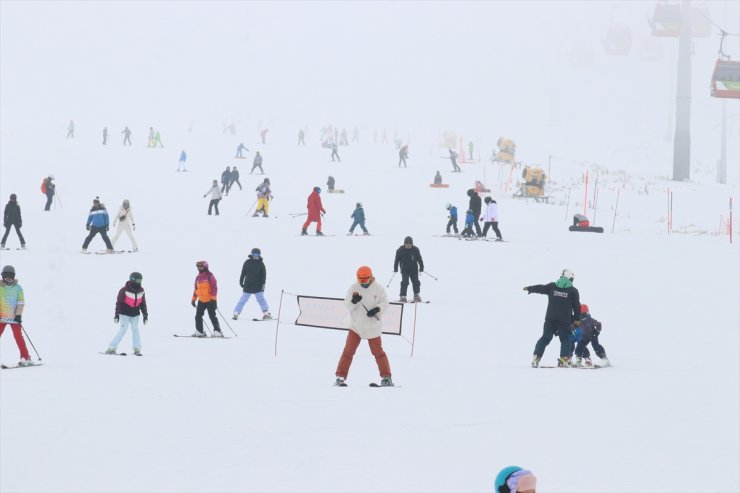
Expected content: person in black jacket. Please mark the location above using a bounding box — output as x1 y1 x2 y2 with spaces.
393 236 424 302
467 189 482 236
1 194 25 249
232 248 271 320
221 166 232 195
524 268 581 367
572 304 610 368
230 166 242 191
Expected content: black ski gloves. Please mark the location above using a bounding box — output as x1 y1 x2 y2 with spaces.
114 314 119 323
191 300 197 307
366 307 380 317
523 287 531 294
143 314 148 325
14 315 21 323
351 292 362 304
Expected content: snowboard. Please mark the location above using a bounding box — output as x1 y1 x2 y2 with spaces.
569 226 604 233
429 184 450 188
327 190 345 194
94 250 128 255
251 318 273 322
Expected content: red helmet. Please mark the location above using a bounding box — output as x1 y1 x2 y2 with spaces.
580 304 589 314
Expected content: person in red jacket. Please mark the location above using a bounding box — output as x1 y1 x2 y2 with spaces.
301 187 326 236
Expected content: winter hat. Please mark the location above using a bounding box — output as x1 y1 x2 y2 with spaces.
93 197 100 205
314 186 321 193
2 265 15 276
356 202 362 208
264 178 270 183
48 174 55 180
467 189 474 197
404 236 413 245
196 260 209 270
484 196 493 204
123 199 130 208
9 194 17 201
251 248 261 257
129 272 143 284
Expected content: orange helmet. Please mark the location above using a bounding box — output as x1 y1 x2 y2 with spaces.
356 265 373 282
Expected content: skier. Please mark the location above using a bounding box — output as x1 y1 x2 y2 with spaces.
2 194 26 249
81 198 114 253
254 178 272 217
301 187 326 236
204 179 222 216
220 166 232 195
260 128 269 144
111 199 138 252
434 171 443 185
495 466 537 493
0 265 33 366
105 272 148 356
399 145 409 167
251 152 264 174
42 175 55 211
445 203 458 235
102 126 108 145
66 120 74 138
461 209 476 238
334 266 392 387
232 248 271 320
572 304 610 367
524 268 581 368
468 141 474 161
449 148 461 172
393 236 424 302
297 129 306 146
327 175 335 192
147 127 155 147
467 189 482 236
230 166 242 191
121 126 132 146
352 127 359 143
236 142 249 158
331 142 341 162
381 129 388 144
348 202 369 235
481 196 503 241
178 150 187 172
154 130 164 148
191 260 223 337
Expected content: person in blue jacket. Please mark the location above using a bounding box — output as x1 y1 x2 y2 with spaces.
445 203 458 234
461 209 475 238
81 197 114 253
178 150 187 172
348 202 369 235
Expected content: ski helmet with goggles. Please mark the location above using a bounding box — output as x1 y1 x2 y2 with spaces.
356 266 373 280
129 272 143 284
562 268 574 281
251 248 261 257
2 265 15 278
196 260 209 270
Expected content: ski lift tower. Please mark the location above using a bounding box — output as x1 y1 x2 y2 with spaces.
672 0 692 181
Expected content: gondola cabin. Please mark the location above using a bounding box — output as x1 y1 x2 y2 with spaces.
711 60 740 99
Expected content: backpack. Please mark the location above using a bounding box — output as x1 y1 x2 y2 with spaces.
41 179 47 194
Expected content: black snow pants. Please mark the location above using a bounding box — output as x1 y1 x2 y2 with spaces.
195 301 221 334
533 319 572 358
400 270 421 297
82 226 113 250
575 334 606 359
446 217 458 234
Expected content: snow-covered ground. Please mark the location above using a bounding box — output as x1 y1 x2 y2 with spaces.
1 2 739 492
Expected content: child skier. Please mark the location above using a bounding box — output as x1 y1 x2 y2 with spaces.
334 266 392 387
445 203 458 235
105 272 148 355
348 202 369 235
232 248 271 320
434 171 443 185
2 194 26 249
573 304 610 367
81 198 114 253
254 178 272 217
204 179 222 216
461 209 475 238
191 260 222 337
111 199 138 252
0 265 33 366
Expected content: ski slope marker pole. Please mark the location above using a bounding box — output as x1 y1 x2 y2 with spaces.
565 188 571 220
274 290 284 357
20 324 42 361
730 197 733 244
611 188 620 234
411 302 418 358
583 170 588 216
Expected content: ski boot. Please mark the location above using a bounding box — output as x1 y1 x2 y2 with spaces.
18 358 32 367
363 232 370 236
557 357 571 368
105 348 116 355
584 357 593 367
81 248 88 253
263 214 269 218
334 377 347 387
133 348 141 356
316 231 324 236
380 376 394 387
212 330 225 338
301 229 308 236
105 249 114 254
572 357 583 367
531 355 540 368
262 311 272 320
399 296 407 303
413 294 422 303
252 213 260 217
600 357 610 367
232 312 239 320
192 331 207 338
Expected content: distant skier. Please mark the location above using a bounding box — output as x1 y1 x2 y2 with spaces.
399 145 408 167
0 265 33 366
111 199 138 252
236 142 249 158
254 178 272 217
461 209 475 238
468 141 474 161
467 189 482 236
260 128 269 144
339 129 348 146
232 248 271 321
102 126 108 145
154 130 164 148
381 129 388 144
481 196 503 241
572 304 610 368
191 260 223 337
393 236 424 303
66 120 74 138
41 175 55 211
348 202 369 235
331 142 341 162
230 166 242 191
524 268 581 368
445 203 458 235
178 150 187 172
327 175 336 192
220 166 232 194
81 198 114 253
147 127 155 147
352 127 359 143
449 148 461 172
2 194 25 249
104 272 148 356
301 187 326 236
433 171 442 185
334 266 393 387
251 152 264 174
297 128 306 146
122 126 132 146
204 180 222 216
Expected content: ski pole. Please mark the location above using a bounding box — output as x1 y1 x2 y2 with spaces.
386 272 396 288
55 191 63 208
422 270 438 281
20 324 42 361
245 198 258 217
202 318 213 336
289 212 308 218
216 308 238 337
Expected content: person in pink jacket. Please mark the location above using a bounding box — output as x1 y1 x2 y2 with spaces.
301 187 326 236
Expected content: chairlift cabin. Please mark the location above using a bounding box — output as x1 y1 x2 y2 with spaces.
603 25 632 55
650 3 682 37
711 60 740 99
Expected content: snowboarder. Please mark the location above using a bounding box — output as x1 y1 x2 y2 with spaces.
481 196 503 241
348 202 369 235
178 150 187 172
445 203 458 234
236 142 249 158
461 209 476 238
111 199 138 252
232 248 271 320
105 272 148 356
204 180 222 216
301 187 326 236
41 175 56 211
467 189 482 236
449 148 461 172
495 466 537 493
121 126 132 146
154 130 164 148
2 194 25 249
434 171 443 185
399 145 409 167
297 129 306 146
102 126 108 145
191 260 223 337
230 166 242 191
334 266 392 387
251 152 264 174
254 178 272 217
147 127 155 147
66 120 74 138
327 175 335 192
331 142 341 162
524 269 581 368
572 304 610 367
0 265 33 366
81 198 114 253
393 236 424 302
220 166 232 194
260 128 269 144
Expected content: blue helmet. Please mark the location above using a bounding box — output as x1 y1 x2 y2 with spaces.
314 186 321 193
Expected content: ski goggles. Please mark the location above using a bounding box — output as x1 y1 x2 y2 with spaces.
357 276 372 287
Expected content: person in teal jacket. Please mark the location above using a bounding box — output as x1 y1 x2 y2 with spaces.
348 202 369 235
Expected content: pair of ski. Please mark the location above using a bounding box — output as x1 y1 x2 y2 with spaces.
1 363 42 370
0 247 26 251
173 334 232 339
99 352 142 357
82 250 132 255
335 382 399 388
537 365 603 369
298 234 336 237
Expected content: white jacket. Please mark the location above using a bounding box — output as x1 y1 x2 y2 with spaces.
343 280 389 339
205 185 223 200
113 206 135 227
482 201 499 222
